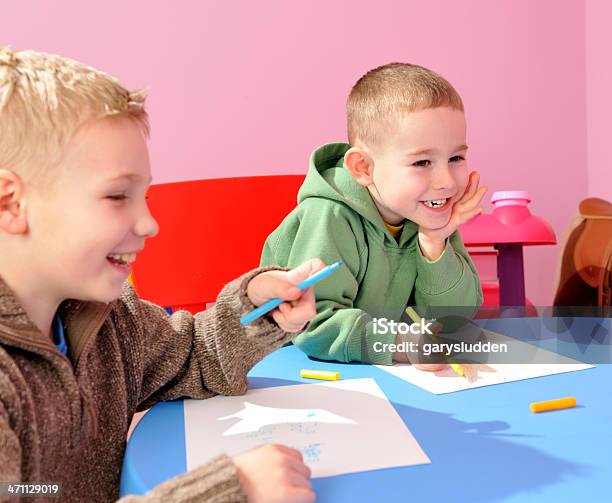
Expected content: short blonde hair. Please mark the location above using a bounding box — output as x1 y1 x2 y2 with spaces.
347 62 464 148
0 47 148 181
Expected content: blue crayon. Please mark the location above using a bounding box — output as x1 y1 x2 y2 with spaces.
239 261 343 325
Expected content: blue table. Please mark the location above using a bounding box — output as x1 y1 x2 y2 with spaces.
121 318 612 502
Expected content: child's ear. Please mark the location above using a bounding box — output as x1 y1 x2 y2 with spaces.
344 147 374 188
0 169 28 234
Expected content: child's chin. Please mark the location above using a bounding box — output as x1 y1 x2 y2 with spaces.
78 285 123 304
101 286 125 302
416 216 452 231
98 293 122 304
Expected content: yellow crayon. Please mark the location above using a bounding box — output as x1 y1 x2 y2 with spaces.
299 369 340 381
530 397 577 413
405 307 422 325
450 363 465 377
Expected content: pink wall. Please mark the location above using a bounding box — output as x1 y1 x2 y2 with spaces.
586 0 612 202
1 0 598 305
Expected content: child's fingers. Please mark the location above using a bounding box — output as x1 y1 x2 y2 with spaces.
267 278 318 332
457 206 482 225
287 488 316 503
262 259 325 304
285 471 312 490
457 185 486 215
279 300 311 323
270 308 296 332
457 192 481 215
456 171 478 204
294 286 316 308
284 296 317 325
431 321 444 334
465 185 487 208
257 276 302 302
467 172 480 198
283 287 315 308
272 444 306 462
278 302 300 324
281 286 316 313
414 363 448 372
285 456 312 479
285 258 326 286
272 307 305 333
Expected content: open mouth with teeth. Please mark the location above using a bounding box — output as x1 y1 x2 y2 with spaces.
106 253 137 269
421 198 449 209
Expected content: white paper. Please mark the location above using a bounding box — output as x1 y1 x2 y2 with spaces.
184 378 430 477
377 325 594 394
378 362 594 394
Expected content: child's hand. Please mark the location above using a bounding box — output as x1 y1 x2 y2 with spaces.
418 171 487 260
233 444 315 503
413 322 447 371
246 258 326 333
413 363 448 372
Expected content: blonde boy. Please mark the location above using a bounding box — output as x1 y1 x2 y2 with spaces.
0 48 319 503
261 63 486 368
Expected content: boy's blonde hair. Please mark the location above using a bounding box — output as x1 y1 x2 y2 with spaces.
0 47 148 182
347 62 464 148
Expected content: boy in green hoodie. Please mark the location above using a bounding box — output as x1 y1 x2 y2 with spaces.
261 62 486 366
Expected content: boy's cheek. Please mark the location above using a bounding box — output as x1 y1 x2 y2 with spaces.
456 171 469 195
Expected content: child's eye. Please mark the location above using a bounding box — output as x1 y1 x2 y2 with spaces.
413 160 431 167
107 194 127 201
449 155 465 163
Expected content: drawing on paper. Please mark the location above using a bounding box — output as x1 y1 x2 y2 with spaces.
218 401 356 436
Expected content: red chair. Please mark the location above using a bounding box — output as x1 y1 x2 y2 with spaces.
131 175 305 313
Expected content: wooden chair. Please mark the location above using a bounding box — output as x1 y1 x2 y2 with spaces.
553 198 612 307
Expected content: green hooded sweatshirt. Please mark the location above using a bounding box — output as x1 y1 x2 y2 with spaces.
261 143 483 365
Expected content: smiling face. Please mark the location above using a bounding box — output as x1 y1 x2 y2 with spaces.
364 107 469 228
24 116 159 303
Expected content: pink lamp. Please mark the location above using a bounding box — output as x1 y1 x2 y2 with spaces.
459 191 556 307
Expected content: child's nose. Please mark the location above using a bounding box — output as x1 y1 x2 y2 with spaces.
135 207 159 238
431 164 457 191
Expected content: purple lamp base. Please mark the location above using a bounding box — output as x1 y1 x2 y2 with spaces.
495 243 526 309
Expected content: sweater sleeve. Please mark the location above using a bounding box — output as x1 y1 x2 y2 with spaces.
261 202 396 365
117 454 246 503
111 266 296 502
413 230 483 323
113 266 293 411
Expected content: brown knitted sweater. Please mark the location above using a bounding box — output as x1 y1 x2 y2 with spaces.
0 266 293 502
